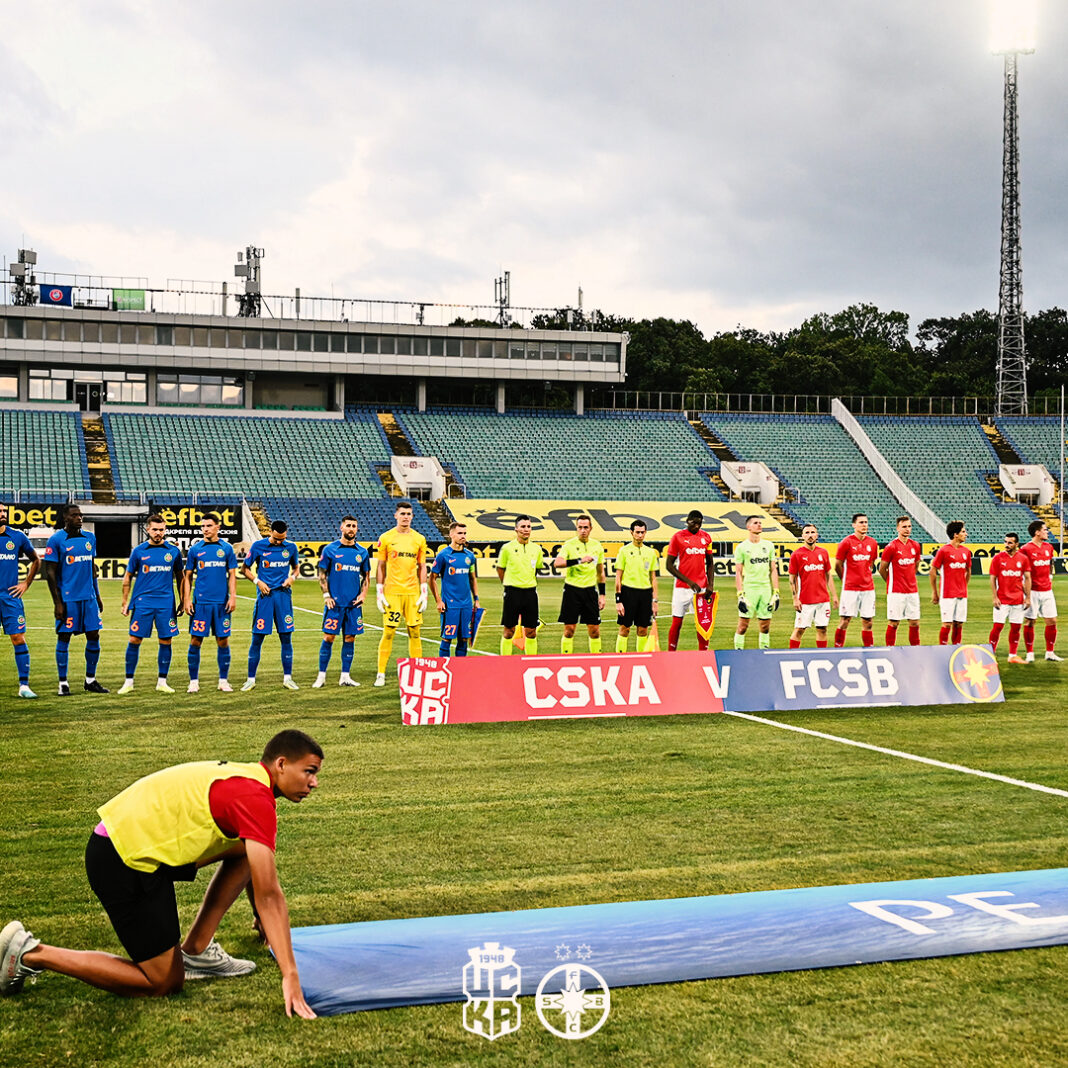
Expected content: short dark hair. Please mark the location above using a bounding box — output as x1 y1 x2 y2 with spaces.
803 523 818 533
896 515 911 526
203 512 222 525
576 514 592 525
1029 520 1045 537
946 520 965 538
852 513 867 524
271 519 288 533
746 515 762 525
449 521 466 532
263 729 323 763
687 510 703 521
145 513 165 526
395 500 413 512
1005 532 1019 542
341 515 357 523
515 514 531 524
630 520 647 532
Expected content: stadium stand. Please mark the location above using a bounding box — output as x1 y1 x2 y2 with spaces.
700 413 905 541
858 416 1036 541
259 495 440 541
0 408 92 502
995 416 1066 477
394 408 726 500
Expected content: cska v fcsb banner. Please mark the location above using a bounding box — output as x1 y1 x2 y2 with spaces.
397 646 1004 725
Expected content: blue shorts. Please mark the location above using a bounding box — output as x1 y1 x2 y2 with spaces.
189 602 232 639
0 592 27 635
253 589 294 635
129 603 179 640
56 598 102 635
322 603 364 637
440 603 474 641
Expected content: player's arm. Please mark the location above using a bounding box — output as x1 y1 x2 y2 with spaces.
121 561 135 616
664 552 690 590
12 546 39 597
963 554 972 594
180 564 194 616
789 559 801 609
495 543 507 584
282 549 297 590
44 557 65 619
93 554 103 611
929 553 941 604
733 552 745 594
878 554 890 586
650 560 659 614
826 559 838 607
428 567 443 613
769 548 780 593
244 840 316 1020
704 547 715 594
834 548 845 582
469 559 479 604
1023 566 1032 601
990 567 1000 608
317 562 334 610
226 567 237 613
172 550 186 616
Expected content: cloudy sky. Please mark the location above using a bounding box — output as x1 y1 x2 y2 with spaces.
2 1 1064 336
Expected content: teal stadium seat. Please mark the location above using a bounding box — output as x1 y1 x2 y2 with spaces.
995 417 1067 478
0 408 92 502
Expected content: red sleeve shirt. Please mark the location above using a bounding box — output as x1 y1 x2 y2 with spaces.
991 550 1029 605
666 530 714 590
1019 540 1054 592
836 534 878 591
790 546 830 604
880 538 920 594
933 544 972 599
209 775 277 852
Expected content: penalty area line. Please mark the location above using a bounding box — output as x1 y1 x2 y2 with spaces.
721 709 1068 799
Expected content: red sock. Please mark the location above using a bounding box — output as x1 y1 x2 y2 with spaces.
988 622 1004 650
908 624 920 646
1024 622 1035 652
885 626 896 646
668 617 682 651
815 639 828 648
789 638 801 648
834 627 847 648
939 625 950 645
861 630 874 647
1008 623 1021 655
696 635 709 651
1045 623 1057 653
951 622 963 644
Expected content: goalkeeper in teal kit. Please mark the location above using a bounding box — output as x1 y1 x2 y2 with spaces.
733 515 780 649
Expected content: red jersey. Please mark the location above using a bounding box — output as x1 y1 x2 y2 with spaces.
836 534 878 591
880 537 921 594
208 774 278 851
933 543 972 599
666 529 714 590
990 550 1030 605
1019 540 1054 593
789 545 831 604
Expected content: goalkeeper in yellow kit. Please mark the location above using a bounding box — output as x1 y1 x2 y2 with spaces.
373 501 428 687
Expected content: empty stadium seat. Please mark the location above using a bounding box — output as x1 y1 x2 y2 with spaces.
0 407 91 501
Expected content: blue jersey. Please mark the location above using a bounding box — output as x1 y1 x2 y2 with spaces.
432 546 476 607
246 537 298 590
127 541 183 606
0 528 35 590
43 528 99 602
186 538 238 604
318 540 370 607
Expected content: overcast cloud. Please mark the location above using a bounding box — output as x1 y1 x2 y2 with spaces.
1 0 1065 336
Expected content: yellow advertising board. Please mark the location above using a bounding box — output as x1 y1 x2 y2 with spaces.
446 500 797 543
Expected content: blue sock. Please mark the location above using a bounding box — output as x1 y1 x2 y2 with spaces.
279 633 293 674
439 639 451 656
248 633 265 678
188 643 201 681
319 640 333 672
56 639 69 680
218 646 231 680
455 638 468 658
85 637 100 677
341 640 354 674
14 643 29 684
157 644 172 679
125 642 140 679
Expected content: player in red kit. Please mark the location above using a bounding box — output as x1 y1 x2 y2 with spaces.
989 532 1031 663
878 515 922 646
788 523 837 648
664 510 715 651
1019 520 1061 662
834 514 878 647
930 521 972 645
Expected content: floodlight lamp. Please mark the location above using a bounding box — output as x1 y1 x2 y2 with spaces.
9 263 25 277
235 264 249 278
18 249 36 265
990 0 1037 54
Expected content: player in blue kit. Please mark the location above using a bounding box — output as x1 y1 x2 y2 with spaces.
181 512 238 693
118 515 185 695
313 515 370 688
428 522 479 657
241 519 299 691
0 503 40 698
43 504 109 696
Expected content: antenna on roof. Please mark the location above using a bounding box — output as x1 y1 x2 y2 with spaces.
9 248 38 306
494 271 511 327
235 245 264 317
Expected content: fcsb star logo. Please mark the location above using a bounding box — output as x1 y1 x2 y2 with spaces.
949 644 1003 702
535 963 611 1040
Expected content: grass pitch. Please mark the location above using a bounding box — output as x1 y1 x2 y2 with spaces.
1 577 1066 1067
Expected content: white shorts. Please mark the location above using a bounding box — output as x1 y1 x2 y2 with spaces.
939 597 968 623
794 601 830 629
886 592 921 622
839 589 875 620
1025 590 1057 620
993 603 1025 625
671 585 699 618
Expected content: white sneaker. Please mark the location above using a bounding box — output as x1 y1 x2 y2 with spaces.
187 680 200 694
217 679 233 692
312 673 326 689
156 679 175 694
57 682 70 697
0 921 42 995
117 679 135 695
339 675 360 687
1045 651 1064 662
373 672 386 687
1025 652 1035 663
240 678 256 692
282 678 299 691
181 939 256 980
17 685 37 699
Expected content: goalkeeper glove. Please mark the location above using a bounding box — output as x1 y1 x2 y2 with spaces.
416 583 429 612
737 596 748 615
772 592 780 611
376 584 388 613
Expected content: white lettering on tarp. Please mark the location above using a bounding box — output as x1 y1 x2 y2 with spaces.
847 899 955 935
398 661 453 724
780 657 900 701
524 668 556 709
701 665 731 698
850 891 1068 934
522 664 662 710
947 891 1068 926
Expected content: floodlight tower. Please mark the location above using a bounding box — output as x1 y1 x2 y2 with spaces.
9 249 38 306
495 270 511 327
234 245 264 317
992 0 1037 416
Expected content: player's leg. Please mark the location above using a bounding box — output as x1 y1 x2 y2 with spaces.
989 603 1006 652
79 599 105 691
120 631 144 694
188 634 204 691
339 635 358 683
559 586 577 654
273 592 297 688
560 623 576 654
756 598 772 649
950 599 966 645
519 591 539 655
885 601 900 646
155 609 178 692
316 608 338 687
1041 597 1060 659
11 634 34 697
377 596 403 680
834 591 854 647
181 851 252 957
668 586 690 651
5 597 35 699
55 615 72 695
1023 595 1037 661
587 623 602 654
733 596 751 650
243 604 271 689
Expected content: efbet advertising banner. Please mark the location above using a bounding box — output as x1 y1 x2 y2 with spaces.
397 645 1003 725
446 501 797 543
112 288 146 310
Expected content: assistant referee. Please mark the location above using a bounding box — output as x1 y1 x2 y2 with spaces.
615 520 659 652
496 515 546 656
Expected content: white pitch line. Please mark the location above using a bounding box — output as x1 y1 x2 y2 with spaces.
721 709 1068 799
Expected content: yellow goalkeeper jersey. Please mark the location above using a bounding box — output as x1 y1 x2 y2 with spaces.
377 527 427 596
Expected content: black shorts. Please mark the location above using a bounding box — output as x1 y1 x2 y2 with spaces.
84 832 196 963
501 587 539 629
558 585 600 626
618 587 654 628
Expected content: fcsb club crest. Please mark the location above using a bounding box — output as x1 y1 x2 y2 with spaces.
5 541 12 550
398 658 454 724
948 644 1003 702
216 549 224 558
463 942 521 1041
